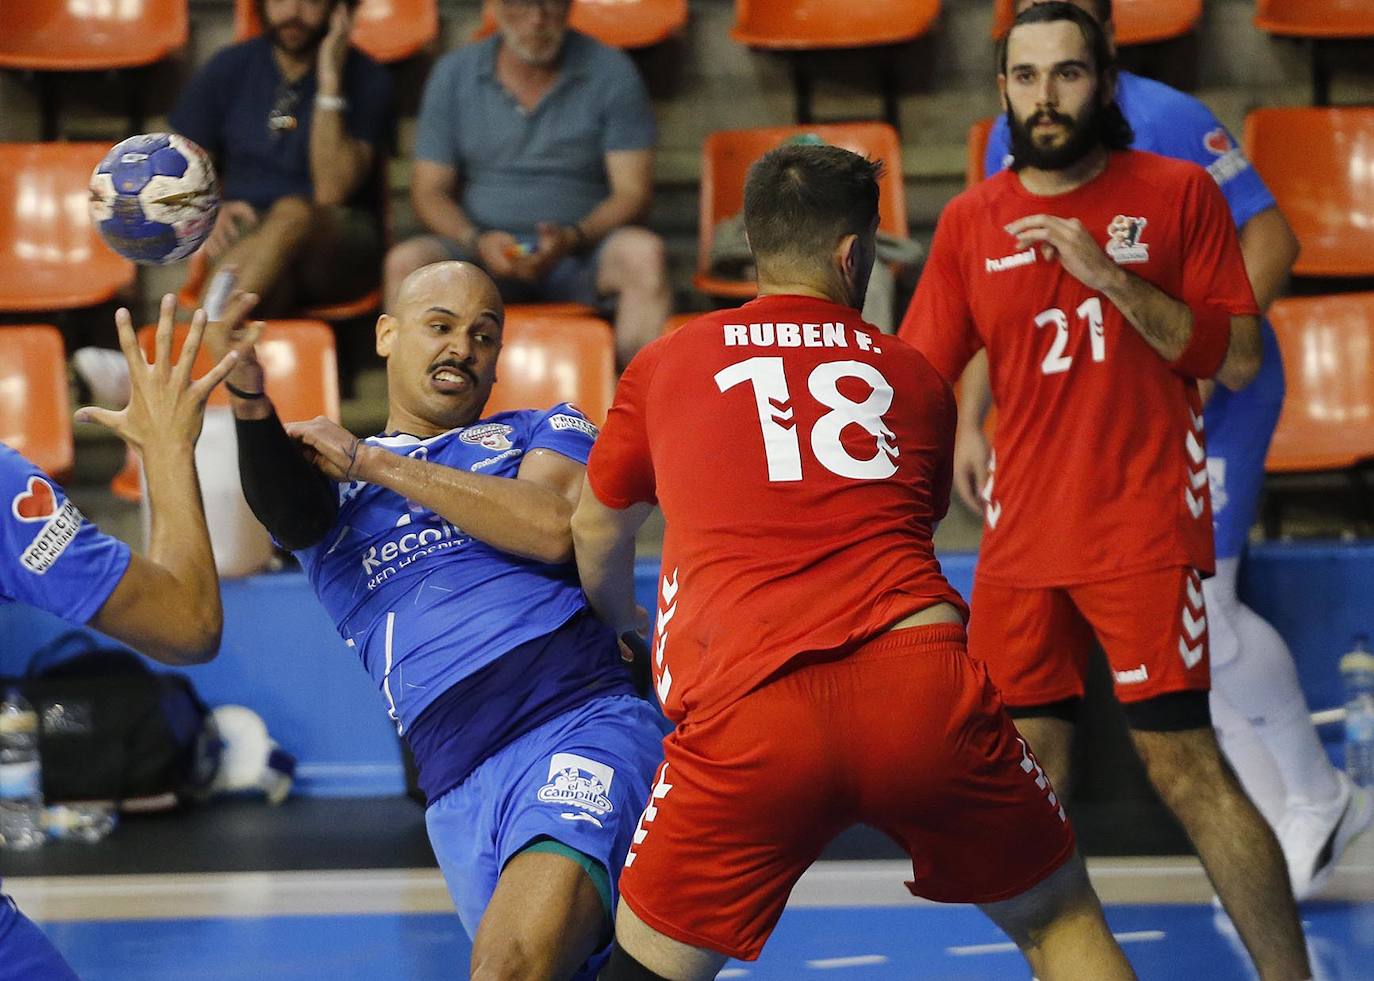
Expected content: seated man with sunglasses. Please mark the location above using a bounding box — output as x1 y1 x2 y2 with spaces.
170 0 394 316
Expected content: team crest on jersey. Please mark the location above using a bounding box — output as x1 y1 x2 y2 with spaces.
536 753 615 824
1106 214 1150 265
11 477 82 574
459 423 514 451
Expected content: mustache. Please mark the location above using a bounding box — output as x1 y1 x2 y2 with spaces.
1029 110 1073 127
429 359 477 384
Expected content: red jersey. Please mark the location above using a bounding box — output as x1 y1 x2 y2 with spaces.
899 150 1259 588
587 295 968 724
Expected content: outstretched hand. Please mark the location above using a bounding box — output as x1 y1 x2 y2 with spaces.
75 294 239 454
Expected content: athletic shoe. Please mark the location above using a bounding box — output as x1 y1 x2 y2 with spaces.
72 346 131 409
1279 770 1374 900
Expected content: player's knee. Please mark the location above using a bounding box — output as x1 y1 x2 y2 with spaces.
469 936 544 981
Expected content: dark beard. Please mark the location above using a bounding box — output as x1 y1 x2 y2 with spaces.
268 19 329 56
1008 100 1103 171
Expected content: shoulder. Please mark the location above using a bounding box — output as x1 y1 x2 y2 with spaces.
0 442 40 494
1113 149 1210 189
431 42 487 85
569 32 642 85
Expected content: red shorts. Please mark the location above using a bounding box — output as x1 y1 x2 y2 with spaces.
968 566 1211 708
618 623 1075 961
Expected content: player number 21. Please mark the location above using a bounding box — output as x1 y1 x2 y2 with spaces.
714 357 899 483
1037 297 1106 375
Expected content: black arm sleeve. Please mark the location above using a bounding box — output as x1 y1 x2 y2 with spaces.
235 412 340 551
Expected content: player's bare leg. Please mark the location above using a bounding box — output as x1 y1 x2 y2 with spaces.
470 849 610 981
978 851 1136 980
599 900 728 981
209 195 315 316
1132 726 1311 980
1012 715 1077 798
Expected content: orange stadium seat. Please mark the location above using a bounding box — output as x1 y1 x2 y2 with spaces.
0 143 136 313
991 0 1201 45
967 117 996 188
112 320 340 501
660 312 698 335
1255 0 1374 40
1266 294 1374 474
0 0 188 71
1244 108 1374 278
474 0 687 49
0 325 73 481
0 0 189 137
694 123 907 300
731 0 939 49
483 313 616 425
235 0 438 62
505 303 597 318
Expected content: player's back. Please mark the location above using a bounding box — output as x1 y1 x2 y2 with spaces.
611 294 966 722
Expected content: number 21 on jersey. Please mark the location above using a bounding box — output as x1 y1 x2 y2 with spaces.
1037 296 1106 375
715 357 900 483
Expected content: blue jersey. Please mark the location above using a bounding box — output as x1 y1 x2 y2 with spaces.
0 443 129 625
295 404 612 736
985 71 1277 229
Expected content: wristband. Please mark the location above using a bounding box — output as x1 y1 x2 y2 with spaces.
314 94 348 112
1171 305 1232 379
226 381 267 400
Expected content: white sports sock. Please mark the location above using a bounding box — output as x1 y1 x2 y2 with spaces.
1206 558 1342 810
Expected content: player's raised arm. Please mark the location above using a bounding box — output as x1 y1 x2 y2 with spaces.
75 296 244 664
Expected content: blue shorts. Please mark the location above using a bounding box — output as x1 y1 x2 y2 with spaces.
425 693 667 976
0 896 79 981
439 235 610 308
1204 318 1285 560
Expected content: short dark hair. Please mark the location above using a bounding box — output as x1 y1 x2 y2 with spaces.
1015 0 1113 24
253 0 359 25
999 1 1133 154
742 144 883 268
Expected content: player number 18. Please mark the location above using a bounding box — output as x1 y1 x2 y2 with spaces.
714 357 899 483
1036 296 1106 375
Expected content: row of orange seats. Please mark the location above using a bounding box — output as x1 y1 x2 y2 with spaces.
2 1 1369 77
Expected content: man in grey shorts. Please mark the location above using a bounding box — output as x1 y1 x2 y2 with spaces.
383 0 670 364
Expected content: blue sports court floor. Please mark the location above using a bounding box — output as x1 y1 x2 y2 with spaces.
11 856 1373 980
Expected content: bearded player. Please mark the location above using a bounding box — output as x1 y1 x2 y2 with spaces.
966 0 1370 902
573 142 1134 981
899 5 1311 978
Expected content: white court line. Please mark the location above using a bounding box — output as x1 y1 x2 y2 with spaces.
717 971 750 979
807 955 889 969
948 930 1166 957
7 856 1373 922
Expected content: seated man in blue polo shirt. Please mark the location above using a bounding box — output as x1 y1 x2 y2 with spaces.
171 0 394 316
383 0 670 366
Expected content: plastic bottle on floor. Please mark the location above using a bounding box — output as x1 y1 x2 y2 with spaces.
0 687 45 850
1341 635 1374 787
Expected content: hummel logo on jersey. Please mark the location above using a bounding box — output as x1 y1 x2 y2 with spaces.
985 246 1037 273
1106 214 1150 265
1113 664 1149 685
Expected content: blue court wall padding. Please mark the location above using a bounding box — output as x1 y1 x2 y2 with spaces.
0 544 1366 798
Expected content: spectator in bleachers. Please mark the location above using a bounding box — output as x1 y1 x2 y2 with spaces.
172 0 394 315
383 0 670 366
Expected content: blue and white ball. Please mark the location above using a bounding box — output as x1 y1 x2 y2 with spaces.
89 133 219 265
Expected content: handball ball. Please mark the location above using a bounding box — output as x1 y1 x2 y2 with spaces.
89 133 220 265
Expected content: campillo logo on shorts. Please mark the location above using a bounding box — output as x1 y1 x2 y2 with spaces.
459 423 514 451
537 753 615 820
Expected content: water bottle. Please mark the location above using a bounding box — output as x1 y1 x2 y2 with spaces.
0 687 45 850
1340 634 1374 788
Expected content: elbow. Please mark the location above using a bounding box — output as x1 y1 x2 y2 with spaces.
151 615 222 667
